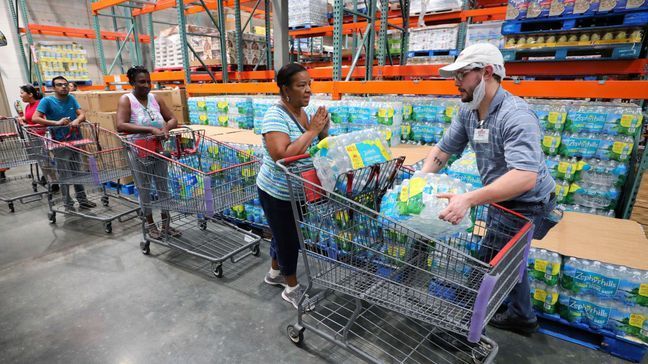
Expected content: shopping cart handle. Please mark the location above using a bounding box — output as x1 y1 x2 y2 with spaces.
277 154 310 166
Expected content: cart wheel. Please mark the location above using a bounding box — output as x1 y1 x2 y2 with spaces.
101 196 109 207
8 202 15 213
140 241 150 255
104 223 112 234
40 176 47 186
48 212 56 224
32 182 38 192
251 244 260 257
212 263 223 278
287 325 304 346
198 220 207 230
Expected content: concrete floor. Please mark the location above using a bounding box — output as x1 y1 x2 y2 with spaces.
0 169 645 364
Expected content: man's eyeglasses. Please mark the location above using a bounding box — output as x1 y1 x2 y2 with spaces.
54 83 69 88
454 68 482 82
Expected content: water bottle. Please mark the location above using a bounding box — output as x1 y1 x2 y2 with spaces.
544 283 560 314
542 131 561 156
546 252 561 286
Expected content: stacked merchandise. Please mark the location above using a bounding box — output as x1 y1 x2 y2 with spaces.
253 97 277 134
409 0 462 15
465 21 506 49
311 98 403 147
407 24 459 64
36 42 90 85
188 96 255 129
288 0 329 28
531 100 641 216
397 97 460 145
502 0 647 61
188 97 231 127
155 26 266 69
527 248 648 344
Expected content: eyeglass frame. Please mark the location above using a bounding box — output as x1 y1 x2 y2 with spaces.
454 68 483 82
54 82 69 88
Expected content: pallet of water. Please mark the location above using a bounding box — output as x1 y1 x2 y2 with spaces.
528 247 648 343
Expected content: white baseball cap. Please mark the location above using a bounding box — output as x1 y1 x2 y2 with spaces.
439 43 506 79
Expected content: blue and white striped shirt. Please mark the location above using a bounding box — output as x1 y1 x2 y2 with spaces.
256 104 317 201
437 87 555 203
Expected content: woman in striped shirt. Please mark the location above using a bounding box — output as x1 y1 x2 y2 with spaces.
257 63 329 309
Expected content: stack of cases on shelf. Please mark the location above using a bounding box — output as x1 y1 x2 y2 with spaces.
389 96 460 146
465 21 506 48
527 248 648 344
530 100 641 216
407 24 459 64
503 0 647 61
288 0 328 28
408 0 462 15
188 96 256 129
36 42 90 83
155 26 267 69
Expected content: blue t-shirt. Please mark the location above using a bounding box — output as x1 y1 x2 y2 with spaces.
37 95 82 141
37 95 80 121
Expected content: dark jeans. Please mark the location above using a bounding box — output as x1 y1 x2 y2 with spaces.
482 195 557 321
258 187 301 276
52 148 87 207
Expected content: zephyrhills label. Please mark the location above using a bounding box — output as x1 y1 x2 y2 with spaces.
574 269 620 296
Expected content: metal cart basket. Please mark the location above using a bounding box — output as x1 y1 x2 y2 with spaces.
24 123 140 233
278 155 533 363
0 118 47 212
122 127 261 277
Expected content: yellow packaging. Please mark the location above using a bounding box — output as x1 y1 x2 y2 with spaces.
566 34 579 46
536 35 546 47
557 34 569 46
546 35 557 47
578 33 591 46
629 30 643 43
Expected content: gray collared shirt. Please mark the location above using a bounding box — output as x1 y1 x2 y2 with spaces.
437 87 555 203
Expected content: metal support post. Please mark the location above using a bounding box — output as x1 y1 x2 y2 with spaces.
352 0 358 59
271 0 290 71
264 0 273 69
216 0 230 82
400 0 410 65
6 0 30 83
111 7 126 74
18 0 43 87
147 13 155 71
456 0 469 51
365 0 378 80
234 0 244 73
377 0 389 68
130 8 143 66
332 0 344 80
176 0 191 84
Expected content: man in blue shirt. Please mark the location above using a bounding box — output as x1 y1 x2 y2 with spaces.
421 44 557 337
33 76 96 210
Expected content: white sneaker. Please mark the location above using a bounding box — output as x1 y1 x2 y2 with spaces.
281 285 314 311
264 272 288 288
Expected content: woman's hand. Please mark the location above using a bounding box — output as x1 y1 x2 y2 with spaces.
308 106 329 134
150 127 167 138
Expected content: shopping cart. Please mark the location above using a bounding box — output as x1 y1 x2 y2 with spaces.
122 127 262 278
0 118 48 212
24 122 140 233
278 155 534 363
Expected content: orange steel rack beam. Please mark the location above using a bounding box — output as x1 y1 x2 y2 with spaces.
104 60 648 86
185 80 648 100
289 7 506 38
20 24 151 43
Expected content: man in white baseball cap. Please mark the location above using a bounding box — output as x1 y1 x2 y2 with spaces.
421 43 558 340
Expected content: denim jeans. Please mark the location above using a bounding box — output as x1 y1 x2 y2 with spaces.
483 195 557 321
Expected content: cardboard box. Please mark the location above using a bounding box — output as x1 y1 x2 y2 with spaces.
169 88 186 108
151 90 174 109
88 91 128 112
71 91 91 111
172 105 188 125
86 111 118 131
533 212 648 270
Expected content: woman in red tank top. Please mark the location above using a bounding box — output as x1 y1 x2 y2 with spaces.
0 85 43 181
